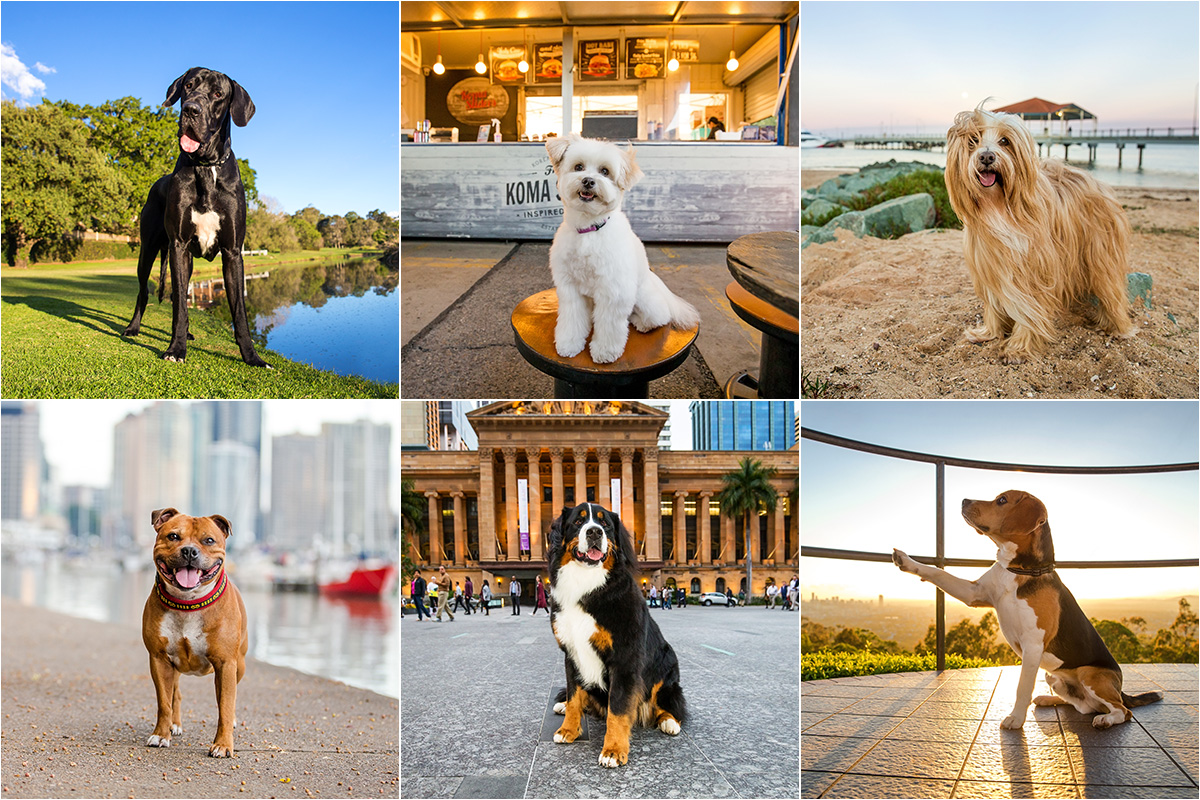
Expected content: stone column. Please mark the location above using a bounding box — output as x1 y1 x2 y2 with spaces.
619 447 636 534
642 446 660 560
425 491 442 565
720 513 735 564
549 447 565 517
771 494 786 565
502 446 519 560
478 449 496 561
672 490 688 565
698 491 712 565
451 491 466 565
525 446 543 561
596 446 612 507
789 497 799 563
571 447 587 504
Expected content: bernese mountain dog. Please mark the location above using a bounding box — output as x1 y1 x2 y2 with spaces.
548 502 687 768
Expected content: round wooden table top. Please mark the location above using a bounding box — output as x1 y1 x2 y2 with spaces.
511 289 698 381
726 231 799 318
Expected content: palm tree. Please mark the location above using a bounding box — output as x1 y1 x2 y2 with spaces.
715 457 778 604
400 479 427 578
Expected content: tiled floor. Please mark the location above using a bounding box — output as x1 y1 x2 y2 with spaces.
802 664 1198 798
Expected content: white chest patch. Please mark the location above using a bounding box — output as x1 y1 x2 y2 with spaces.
554 605 606 688
159 611 211 676
191 209 221 255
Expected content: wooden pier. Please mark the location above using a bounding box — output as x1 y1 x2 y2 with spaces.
837 128 1198 167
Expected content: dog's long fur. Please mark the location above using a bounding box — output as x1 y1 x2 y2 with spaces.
945 103 1135 363
545 134 700 364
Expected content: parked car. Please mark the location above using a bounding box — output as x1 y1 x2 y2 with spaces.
698 592 734 607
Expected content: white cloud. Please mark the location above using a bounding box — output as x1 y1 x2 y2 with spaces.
1 43 48 101
34 62 56 75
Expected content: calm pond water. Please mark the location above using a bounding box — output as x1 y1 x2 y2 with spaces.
193 256 398 384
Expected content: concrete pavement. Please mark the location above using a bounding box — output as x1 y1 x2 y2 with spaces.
400 602 800 799
1 598 398 798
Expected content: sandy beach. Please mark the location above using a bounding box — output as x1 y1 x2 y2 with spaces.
801 169 1199 398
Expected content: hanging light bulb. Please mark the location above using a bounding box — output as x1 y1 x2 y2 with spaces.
476 31 487 74
726 28 738 71
667 27 678 72
433 31 445 74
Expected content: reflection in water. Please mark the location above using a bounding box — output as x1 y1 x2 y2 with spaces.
190 256 398 384
1 560 398 698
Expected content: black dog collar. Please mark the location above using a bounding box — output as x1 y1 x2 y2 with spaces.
1006 563 1055 576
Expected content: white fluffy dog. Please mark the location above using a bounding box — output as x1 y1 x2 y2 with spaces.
546 133 700 364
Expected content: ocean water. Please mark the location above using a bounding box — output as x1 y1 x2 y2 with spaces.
802 142 1199 190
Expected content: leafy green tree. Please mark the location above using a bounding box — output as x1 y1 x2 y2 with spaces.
237 159 260 210
917 611 1016 664
714 457 778 600
1150 598 1199 664
367 208 398 245
293 205 322 228
58 96 177 230
291 217 323 250
1 100 130 266
401 479 427 580
318 215 347 248
1093 619 1144 663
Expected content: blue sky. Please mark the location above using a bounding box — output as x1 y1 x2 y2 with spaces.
802 1 1199 135
801 401 1200 600
1 1 398 216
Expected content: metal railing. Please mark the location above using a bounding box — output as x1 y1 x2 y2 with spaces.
800 427 1199 670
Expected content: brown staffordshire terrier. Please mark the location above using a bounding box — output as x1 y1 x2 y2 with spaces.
142 507 248 757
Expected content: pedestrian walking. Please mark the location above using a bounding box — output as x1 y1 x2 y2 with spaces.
779 582 788 610
725 587 735 607
533 576 549 615
453 581 466 613
649 584 658 608
766 583 778 609
481 580 493 615
411 569 428 621
464 577 475 614
663 585 672 610
789 575 799 611
436 566 456 622
678 587 687 608
510 576 522 615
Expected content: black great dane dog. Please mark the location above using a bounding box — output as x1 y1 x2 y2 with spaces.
123 67 269 368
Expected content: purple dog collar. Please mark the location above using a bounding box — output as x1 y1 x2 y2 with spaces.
576 217 609 234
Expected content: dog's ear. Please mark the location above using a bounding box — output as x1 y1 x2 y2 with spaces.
228 79 255 127
151 508 179 530
546 135 572 170
617 145 644 191
162 69 196 108
208 514 233 539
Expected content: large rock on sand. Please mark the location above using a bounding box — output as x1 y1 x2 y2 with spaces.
803 194 936 248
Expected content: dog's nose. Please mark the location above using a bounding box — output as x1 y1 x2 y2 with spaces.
182 103 200 118
582 177 594 189
180 545 200 563
961 498 972 512
979 151 997 168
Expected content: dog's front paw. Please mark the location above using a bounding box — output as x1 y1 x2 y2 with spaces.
892 549 918 574
658 717 681 735
552 701 566 715
964 325 998 344
555 329 587 358
171 724 183 735
162 346 187 363
598 744 628 768
588 336 626 364
209 742 234 758
553 724 581 744
146 734 172 748
1000 713 1026 730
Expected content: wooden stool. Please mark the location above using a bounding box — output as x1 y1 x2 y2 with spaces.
724 281 798 398
511 289 698 398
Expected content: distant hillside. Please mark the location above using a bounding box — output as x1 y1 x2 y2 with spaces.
802 596 1198 652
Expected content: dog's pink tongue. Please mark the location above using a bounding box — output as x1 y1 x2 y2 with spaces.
587 548 603 561
176 568 202 589
180 135 201 153
979 172 997 188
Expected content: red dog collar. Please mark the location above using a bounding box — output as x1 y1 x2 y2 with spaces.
156 569 228 612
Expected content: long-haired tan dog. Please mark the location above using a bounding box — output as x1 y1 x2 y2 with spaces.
945 103 1135 363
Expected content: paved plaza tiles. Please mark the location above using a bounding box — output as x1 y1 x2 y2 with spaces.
401 602 799 799
802 664 1198 798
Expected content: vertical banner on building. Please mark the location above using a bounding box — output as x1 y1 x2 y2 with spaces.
518 478 530 551
611 478 621 509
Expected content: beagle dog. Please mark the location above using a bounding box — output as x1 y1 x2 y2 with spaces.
892 490 1162 730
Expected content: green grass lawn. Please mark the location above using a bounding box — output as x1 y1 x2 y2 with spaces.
1 261 397 398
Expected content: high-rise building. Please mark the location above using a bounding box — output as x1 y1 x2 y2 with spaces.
111 402 193 547
270 433 325 552
1 402 42 520
689 401 796 451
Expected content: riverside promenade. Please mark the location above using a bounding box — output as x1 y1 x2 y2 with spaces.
401 603 800 799
1 598 398 798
